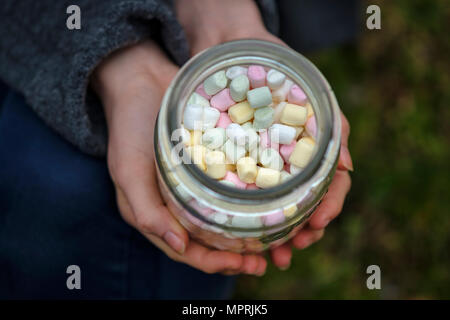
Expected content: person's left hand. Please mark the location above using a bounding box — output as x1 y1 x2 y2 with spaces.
176 0 353 270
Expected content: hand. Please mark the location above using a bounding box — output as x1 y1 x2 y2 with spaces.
92 40 266 276
176 0 353 270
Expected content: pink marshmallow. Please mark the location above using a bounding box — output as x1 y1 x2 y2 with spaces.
259 130 279 151
195 84 210 100
246 183 259 190
216 112 232 129
305 115 317 137
287 85 308 105
247 65 266 88
188 199 214 217
223 171 247 189
210 88 235 112
262 210 286 226
279 140 297 163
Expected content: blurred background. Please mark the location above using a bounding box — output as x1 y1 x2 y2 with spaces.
235 0 450 299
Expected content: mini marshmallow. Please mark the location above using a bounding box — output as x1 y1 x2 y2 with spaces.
223 139 246 164
253 106 274 130
229 74 249 102
187 145 206 171
272 79 293 103
259 130 279 151
226 123 247 146
279 140 296 163
249 146 260 163
255 167 281 189
280 170 292 182
305 115 317 137
269 123 296 145
287 84 308 105
283 205 297 218
273 101 287 122
190 130 202 145
183 104 220 131
210 212 229 225
306 102 314 118
204 70 227 96
202 127 226 149
236 157 258 184
210 88 235 111
263 210 285 226
259 148 284 171
175 184 192 201
241 122 253 130
246 183 259 190
226 66 248 80
247 86 272 109
280 103 307 126
267 69 286 90
216 112 232 129
188 92 210 107
230 214 262 231
223 171 247 189
244 127 259 151
195 84 210 100
205 150 227 179
179 127 191 146
289 137 315 168
247 65 266 88
294 126 304 139
228 101 254 124
219 180 236 188
290 164 302 175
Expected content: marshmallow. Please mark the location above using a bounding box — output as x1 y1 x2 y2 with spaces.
272 79 293 103
210 88 235 111
289 137 315 168
269 123 296 145
190 130 202 146
279 140 296 162
263 210 285 226
255 167 281 189
223 171 247 189
175 184 192 201
247 65 266 88
210 212 229 225
305 115 317 137
219 180 236 188
241 122 253 130
187 145 206 171
290 164 302 175
259 148 284 171
202 127 226 149
259 130 279 151
273 101 287 122
283 205 297 218
244 127 259 151
280 170 292 182
228 101 254 124
236 157 258 183
249 146 260 163
204 70 227 96
230 215 263 236
280 103 307 126
226 123 247 146
294 126 304 139
216 112 233 129
183 104 220 131
306 102 314 118
205 150 227 179
179 127 191 146
188 92 210 108
267 69 286 90
246 183 259 190
229 74 250 102
195 84 210 100
287 84 308 105
247 86 272 109
226 66 248 80
253 106 274 130
223 139 246 164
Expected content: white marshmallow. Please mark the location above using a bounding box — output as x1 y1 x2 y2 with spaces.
269 123 297 145
179 127 191 146
210 212 229 225
290 164 302 175
202 128 226 149
280 170 292 182
272 79 293 103
219 180 236 188
223 139 246 164
226 123 247 146
259 148 284 171
225 66 248 80
183 104 220 131
247 86 272 109
229 74 249 102
204 70 227 96
230 215 263 237
273 102 287 122
188 92 210 107
244 127 259 151
267 69 286 89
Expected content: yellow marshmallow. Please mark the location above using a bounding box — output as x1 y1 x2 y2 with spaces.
228 101 254 124
205 151 227 179
255 167 280 189
289 137 315 168
283 205 297 218
190 130 202 146
306 102 314 118
236 157 258 183
294 126 304 139
187 145 206 171
280 103 307 126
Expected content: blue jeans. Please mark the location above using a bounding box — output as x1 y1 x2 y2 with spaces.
0 90 235 299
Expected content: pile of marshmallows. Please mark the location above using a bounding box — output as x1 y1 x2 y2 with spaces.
182 65 317 190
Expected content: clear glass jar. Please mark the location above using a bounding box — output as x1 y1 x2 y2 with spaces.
155 40 341 253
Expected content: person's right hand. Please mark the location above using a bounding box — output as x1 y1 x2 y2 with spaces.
91 40 267 276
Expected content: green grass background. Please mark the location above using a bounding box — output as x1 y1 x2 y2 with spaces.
235 0 450 299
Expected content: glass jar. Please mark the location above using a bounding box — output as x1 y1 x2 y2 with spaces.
155 40 341 253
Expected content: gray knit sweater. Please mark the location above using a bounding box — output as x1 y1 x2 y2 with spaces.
0 0 278 156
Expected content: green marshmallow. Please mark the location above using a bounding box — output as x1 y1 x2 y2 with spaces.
247 86 272 109
204 71 227 96
230 74 250 102
253 106 274 130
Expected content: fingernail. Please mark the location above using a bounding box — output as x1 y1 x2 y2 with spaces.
322 218 331 228
340 145 354 172
164 231 185 255
279 263 291 271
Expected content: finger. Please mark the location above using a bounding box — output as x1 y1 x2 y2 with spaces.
240 254 267 276
270 243 292 270
338 112 353 171
308 170 351 230
292 229 325 250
